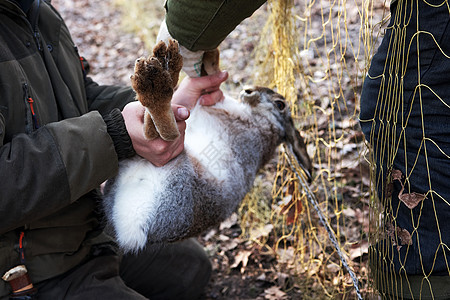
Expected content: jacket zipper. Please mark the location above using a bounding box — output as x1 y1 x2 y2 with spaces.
23 83 39 131
18 231 26 264
33 28 42 52
10 0 43 52
30 0 43 52
74 45 88 80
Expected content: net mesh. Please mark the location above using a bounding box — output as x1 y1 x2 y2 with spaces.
243 0 381 298
359 1 450 298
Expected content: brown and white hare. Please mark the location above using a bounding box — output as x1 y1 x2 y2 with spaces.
103 41 312 252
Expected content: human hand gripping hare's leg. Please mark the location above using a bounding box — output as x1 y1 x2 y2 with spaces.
130 40 183 141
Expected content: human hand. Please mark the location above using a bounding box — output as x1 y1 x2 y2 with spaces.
172 70 229 111
122 101 189 167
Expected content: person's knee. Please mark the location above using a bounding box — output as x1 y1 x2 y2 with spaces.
120 238 211 300
176 239 212 299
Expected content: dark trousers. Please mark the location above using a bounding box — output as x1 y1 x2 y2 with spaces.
360 0 450 298
32 238 211 300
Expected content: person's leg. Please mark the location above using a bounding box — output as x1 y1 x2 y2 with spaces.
361 0 450 298
35 248 147 299
120 238 211 300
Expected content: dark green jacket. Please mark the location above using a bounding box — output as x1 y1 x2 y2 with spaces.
0 0 135 296
165 0 266 51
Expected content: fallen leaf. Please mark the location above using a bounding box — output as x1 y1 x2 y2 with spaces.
218 234 230 241
285 202 302 225
264 286 288 300
386 221 413 248
391 169 403 181
390 169 425 209
276 272 289 287
280 181 303 225
355 208 370 233
250 224 274 240
277 247 295 264
230 250 252 273
203 229 217 241
222 240 239 252
257 273 267 281
386 221 395 238
349 240 369 261
326 263 341 273
342 207 356 218
399 192 426 209
385 181 393 198
219 213 238 230
397 228 412 246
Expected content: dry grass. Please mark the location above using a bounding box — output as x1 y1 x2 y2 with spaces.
113 0 165 49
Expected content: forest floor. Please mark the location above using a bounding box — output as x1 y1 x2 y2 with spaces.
52 0 387 299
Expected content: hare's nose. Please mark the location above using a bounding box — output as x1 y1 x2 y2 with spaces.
243 86 258 96
244 88 254 94
240 87 260 107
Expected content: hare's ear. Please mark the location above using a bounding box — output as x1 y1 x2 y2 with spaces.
285 118 312 181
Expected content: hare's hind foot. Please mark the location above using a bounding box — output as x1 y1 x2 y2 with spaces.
131 56 173 109
130 40 183 141
153 40 183 88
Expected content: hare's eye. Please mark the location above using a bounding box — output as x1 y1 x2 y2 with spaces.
274 100 286 110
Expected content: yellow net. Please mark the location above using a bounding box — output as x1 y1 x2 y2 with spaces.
359 1 450 299
240 0 386 298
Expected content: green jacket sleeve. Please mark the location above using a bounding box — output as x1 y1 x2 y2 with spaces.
0 111 117 234
84 76 136 115
165 0 266 52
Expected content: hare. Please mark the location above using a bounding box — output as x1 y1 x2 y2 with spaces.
103 41 312 253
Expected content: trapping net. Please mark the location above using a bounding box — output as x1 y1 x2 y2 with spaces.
359 1 450 299
242 0 383 298
247 0 450 298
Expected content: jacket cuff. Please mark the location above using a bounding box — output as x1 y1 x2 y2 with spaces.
103 109 136 160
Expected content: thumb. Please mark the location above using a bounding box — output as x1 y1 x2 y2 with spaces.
193 70 229 91
172 104 190 121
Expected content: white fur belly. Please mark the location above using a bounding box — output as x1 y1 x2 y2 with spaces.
185 95 251 182
112 157 172 250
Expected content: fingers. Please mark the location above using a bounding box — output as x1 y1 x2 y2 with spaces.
196 71 228 107
122 71 228 166
122 101 145 135
172 70 228 109
144 130 185 167
142 109 186 166
193 70 228 91
172 104 190 121
122 101 187 167
199 89 225 106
